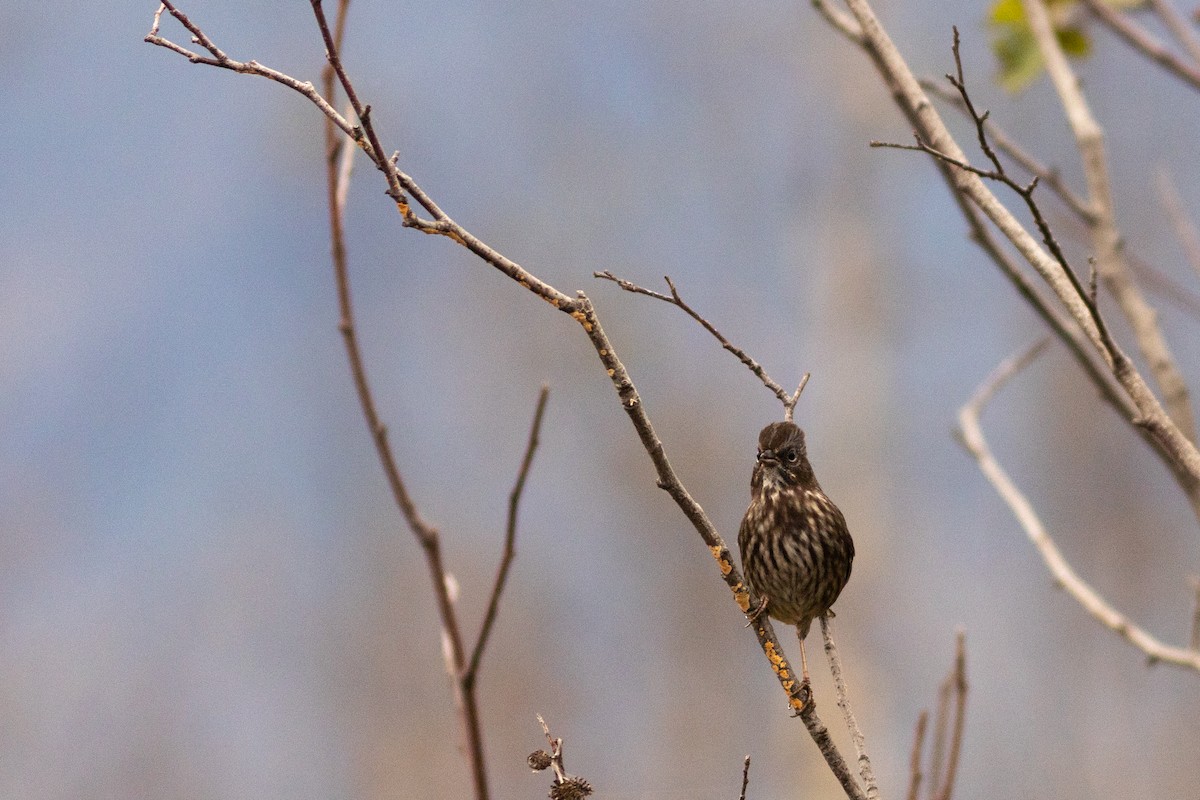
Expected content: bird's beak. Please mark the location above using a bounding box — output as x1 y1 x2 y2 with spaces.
757 449 778 466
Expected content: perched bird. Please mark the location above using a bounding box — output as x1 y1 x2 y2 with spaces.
738 420 855 683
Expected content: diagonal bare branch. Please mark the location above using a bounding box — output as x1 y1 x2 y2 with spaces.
957 341 1200 673
466 386 550 683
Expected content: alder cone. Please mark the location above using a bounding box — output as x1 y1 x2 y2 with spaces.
737 421 855 639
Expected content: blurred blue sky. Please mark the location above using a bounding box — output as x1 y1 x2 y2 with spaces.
3 1 1200 798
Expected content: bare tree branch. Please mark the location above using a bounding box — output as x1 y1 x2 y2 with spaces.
1023 0 1197 444
1190 576 1200 651
530 716 593 799
594 271 811 420
316 4 496 795
919 79 1094 223
466 386 550 683
1156 169 1200 281
931 631 967 800
1148 0 1200 66
957 341 1200 672
1078 0 1200 91
817 0 1200 522
906 712 927 800
811 0 865 43
820 615 879 800
146 5 869 794
738 755 752 800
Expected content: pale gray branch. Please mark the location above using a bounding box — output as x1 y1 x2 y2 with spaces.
1023 0 1197 444
957 342 1200 673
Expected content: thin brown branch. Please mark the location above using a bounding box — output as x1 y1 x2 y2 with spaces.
146 1 370 156
919 79 1094 223
932 631 967 800
738 755 751 800
150 6 874 792
925 663 951 800
1025 0 1198 444
957 342 1200 672
594 271 809 418
820 615 878 800
906 712 927 800
466 386 550 683
1078 0 1200 91
317 6 489 797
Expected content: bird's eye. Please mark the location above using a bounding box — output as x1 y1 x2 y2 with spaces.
784 448 798 463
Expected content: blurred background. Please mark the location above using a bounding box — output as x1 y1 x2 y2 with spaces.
3 1 1199 798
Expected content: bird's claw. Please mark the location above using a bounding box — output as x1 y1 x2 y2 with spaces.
744 597 769 627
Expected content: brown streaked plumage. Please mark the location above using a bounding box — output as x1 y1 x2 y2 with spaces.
738 421 854 680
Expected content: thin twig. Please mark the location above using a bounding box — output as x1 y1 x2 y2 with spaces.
820 615 878 800
906 712 927 800
594 272 810 418
533 715 593 798
957 342 1200 672
317 5 492 797
925 666 951 800
811 0 864 43
466 386 550 683
919 79 1094 222
1148 0 1200 66
738 755 752 800
146 1 371 157
1156 169 1200 281
1078 0 1200 91
1190 576 1200 651
932 631 967 800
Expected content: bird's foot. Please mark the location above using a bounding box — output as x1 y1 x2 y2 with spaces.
744 597 769 627
789 679 814 717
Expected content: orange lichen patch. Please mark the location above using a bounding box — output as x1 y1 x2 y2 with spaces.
709 546 734 576
788 693 805 712
764 641 786 673
607 369 615 377
570 310 593 331
733 584 751 612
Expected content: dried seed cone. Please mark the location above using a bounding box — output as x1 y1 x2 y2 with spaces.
738 421 854 639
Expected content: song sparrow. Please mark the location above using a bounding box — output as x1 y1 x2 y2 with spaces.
738 421 855 682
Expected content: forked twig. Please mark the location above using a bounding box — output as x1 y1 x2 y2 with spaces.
904 634 966 800
932 632 967 800
467 386 550 682
529 715 594 799
594 271 811 420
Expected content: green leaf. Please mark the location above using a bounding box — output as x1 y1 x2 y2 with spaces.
994 26 1045 92
1057 26 1092 57
989 0 1026 25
